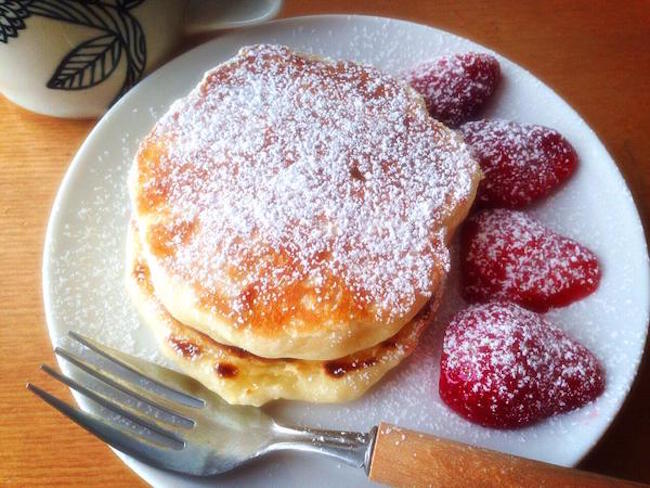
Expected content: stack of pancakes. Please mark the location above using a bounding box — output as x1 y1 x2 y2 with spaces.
127 45 480 406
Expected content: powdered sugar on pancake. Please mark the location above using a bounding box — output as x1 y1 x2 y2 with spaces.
134 44 478 329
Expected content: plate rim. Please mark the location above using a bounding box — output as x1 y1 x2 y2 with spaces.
41 13 650 484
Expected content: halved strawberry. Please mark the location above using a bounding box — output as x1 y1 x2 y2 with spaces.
439 302 605 429
460 119 578 208
404 52 500 127
461 209 601 312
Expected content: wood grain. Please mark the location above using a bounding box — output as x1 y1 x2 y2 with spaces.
1 1 648 486
369 423 648 488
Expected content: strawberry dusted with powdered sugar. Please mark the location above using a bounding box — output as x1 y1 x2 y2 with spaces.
439 302 605 429
459 119 578 208
403 52 500 127
461 209 601 312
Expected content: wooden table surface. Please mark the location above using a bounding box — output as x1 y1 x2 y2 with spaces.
1 1 649 486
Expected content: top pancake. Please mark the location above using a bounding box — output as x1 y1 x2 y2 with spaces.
130 44 480 360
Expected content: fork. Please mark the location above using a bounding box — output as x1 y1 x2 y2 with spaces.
28 332 645 488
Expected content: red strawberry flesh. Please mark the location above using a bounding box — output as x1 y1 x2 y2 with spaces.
460 119 578 208
439 302 605 429
404 52 500 128
462 209 601 312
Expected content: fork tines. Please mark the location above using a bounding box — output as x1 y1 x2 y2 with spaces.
26 331 205 471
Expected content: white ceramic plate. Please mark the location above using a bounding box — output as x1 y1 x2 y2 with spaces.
42 15 650 488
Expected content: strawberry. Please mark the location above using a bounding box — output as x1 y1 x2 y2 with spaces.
459 119 578 208
461 209 601 312
404 52 500 127
439 302 605 429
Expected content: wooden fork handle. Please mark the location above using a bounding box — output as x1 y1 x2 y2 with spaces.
368 422 646 488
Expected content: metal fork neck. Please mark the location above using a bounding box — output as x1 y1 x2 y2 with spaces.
268 423 377 473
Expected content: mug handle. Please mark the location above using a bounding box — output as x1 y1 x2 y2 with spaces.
184 0 283 35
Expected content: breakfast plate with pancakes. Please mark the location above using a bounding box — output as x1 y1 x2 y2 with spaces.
43 15 649 487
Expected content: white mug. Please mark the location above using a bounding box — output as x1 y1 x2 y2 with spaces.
0 0 282 118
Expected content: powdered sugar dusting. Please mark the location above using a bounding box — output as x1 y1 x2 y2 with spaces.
460 119 577 208
47 150 140 352
463 209 601 311
135 44 478 327
403 52 500 127
440 302 605 428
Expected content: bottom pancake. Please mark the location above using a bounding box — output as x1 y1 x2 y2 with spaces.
126 224 440 406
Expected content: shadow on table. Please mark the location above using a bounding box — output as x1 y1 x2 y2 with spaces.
580 333 650 483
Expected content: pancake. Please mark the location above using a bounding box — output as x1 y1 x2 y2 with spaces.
130 44 480 360
126 223 438 406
